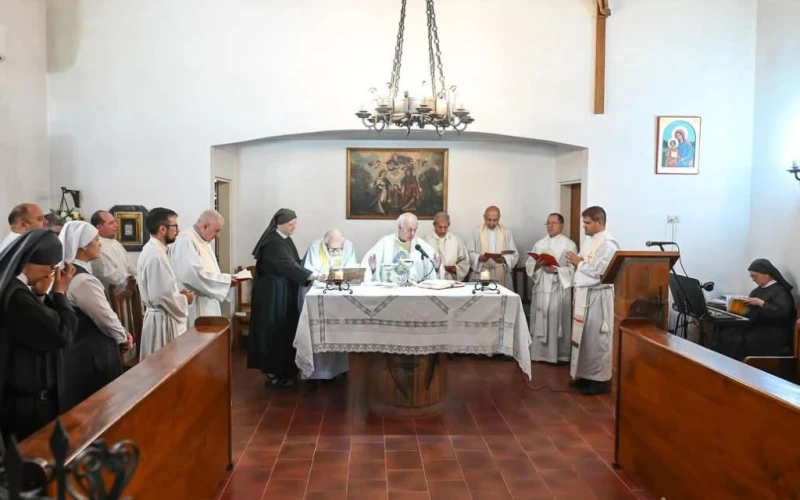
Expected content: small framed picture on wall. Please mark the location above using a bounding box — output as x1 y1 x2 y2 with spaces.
655 116 701 175
109 205 149 251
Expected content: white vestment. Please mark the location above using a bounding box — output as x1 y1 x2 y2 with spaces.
0 231 22 254
137 239 189 361
570 230 619 381
300 237 358 380
469 224 519 286
424 232 470 281
170 227 231 325
360 234 443 283
94 237 136 291
525 234 577 363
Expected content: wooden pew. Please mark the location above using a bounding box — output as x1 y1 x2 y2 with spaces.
615 319 800 499
743 318 800 383
18 317 232 499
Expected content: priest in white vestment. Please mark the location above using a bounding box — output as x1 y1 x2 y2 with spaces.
136 208 193 360
91 210 137 291
565 206 619 395
361 212 443 283
170 210 232 325
300 228 356 380
0 203 47 254
525 213 577 363
469 206 519 286
424 212 469 281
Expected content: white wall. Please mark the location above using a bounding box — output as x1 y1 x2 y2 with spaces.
747 0 800 298
235 139 556 267
0 0 48 236
45 0 758 292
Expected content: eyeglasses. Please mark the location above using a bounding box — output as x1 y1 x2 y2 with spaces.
327 246 343 255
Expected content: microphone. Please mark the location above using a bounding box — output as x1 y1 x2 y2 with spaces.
645 241 677 247
700 281 715 292
414 244 430 260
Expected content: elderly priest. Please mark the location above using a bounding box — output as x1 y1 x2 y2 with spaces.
303 229 358 277
170 209 232 325
424 211 469 281
469 205 519 286
361 212 443 283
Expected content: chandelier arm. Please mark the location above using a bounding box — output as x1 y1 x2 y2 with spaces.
427 0 447 96
425 1 438 98
389 0 408 99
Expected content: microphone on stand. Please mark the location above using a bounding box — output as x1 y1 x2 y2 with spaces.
414 244 430 260
645 241 677 248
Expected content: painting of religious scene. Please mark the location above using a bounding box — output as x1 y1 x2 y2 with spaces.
655 116 701 175
346 148 448 219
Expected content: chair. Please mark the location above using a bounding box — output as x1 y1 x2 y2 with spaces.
743 316 800 384
108 276 144 369
231 265 255 349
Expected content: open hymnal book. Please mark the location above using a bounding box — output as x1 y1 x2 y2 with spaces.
232 268 253 280
415 279 466 290
527 252 559 267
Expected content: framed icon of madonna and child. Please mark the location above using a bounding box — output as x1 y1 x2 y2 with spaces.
655 116 701 175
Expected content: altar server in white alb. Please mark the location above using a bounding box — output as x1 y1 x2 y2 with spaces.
137 207 193 360
565 206 619 395
525 213 577 364
361 212 443 283
424 212 469 281
303 229 358 279
170 209 232 325
469 206 519 286
91 210 137 291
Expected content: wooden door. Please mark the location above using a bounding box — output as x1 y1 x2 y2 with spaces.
569 183 582 244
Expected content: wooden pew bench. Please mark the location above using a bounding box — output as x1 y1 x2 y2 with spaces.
17 318 232 499
743 318 800 383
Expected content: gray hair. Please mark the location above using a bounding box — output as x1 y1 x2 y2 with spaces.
196 209 223 226
433 211 450 224
397 212 418 228
323 228 343 244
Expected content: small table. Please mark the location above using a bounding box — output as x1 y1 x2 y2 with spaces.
295 283 532 417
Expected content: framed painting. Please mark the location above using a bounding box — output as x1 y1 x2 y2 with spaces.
655 116 701 175
346 148 448 220
109 205 149 251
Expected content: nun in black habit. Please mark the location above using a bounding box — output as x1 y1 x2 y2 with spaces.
0 229 78 442
247 209 324 387
718 259 797 359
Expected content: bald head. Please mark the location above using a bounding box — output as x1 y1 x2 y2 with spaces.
8 203 46 232
483 206 501 230
396 212 419 242
196 209 224 242
324 229 344 247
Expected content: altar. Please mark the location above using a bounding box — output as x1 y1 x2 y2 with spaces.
294 282 532 416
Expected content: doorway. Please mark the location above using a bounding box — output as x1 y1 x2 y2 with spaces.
214 179 232 273
569 183 582 244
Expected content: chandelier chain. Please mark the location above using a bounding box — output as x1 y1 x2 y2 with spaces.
426 0 447 98
389 0 408 99
425 2 437 98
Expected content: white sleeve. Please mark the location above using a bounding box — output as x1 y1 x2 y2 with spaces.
68 275 127 343
575 241 619 287
504 231 519 269
152 255 189 320
170 238 231 303
94 251 129 288
456 240 471 281
468 229 481 275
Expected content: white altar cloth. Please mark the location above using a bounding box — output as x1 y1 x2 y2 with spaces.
294 283 532 379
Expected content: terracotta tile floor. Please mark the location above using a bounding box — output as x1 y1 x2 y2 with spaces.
215 353 657 499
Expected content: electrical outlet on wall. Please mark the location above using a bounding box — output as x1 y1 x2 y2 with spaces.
666 215 680 224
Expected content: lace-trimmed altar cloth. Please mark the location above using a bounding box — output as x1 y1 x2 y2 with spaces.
294 284 532 379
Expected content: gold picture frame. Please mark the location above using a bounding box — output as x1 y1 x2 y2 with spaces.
346 148 448 220
109 205 149 251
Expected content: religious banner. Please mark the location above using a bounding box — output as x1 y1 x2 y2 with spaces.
346 148 448 220
655 116 701 175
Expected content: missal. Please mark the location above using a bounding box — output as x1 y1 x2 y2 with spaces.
484 250 516 259
527 252 559 267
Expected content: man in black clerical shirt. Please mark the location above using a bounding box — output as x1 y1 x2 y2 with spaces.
0 229 78 442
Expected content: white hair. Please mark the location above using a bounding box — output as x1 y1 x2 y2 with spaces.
397 212 418 228
433 211 450 224
323 229 343 244
196 209 223 226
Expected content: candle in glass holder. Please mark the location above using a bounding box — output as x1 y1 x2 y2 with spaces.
480 269 490 281
333 270 344 281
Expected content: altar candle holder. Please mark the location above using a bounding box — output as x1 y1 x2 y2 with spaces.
324 278 353 294
472 279 500 295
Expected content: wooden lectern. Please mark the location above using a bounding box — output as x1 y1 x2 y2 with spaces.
600 251 680 405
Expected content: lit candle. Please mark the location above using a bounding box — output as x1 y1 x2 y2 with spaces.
435 98 448 115
333 270 344 281
480 269 490 281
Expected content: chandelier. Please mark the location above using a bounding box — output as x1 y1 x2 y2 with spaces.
355 0 474 136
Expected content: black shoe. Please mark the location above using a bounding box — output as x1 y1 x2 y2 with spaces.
569 378 589 389
579 380 610 396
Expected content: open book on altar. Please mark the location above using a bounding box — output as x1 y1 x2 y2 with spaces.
527 252 560 267
416 279 466 290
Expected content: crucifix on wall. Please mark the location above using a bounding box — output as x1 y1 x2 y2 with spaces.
594 0 611 114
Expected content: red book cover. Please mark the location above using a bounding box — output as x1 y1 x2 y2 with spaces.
527 252 559 267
